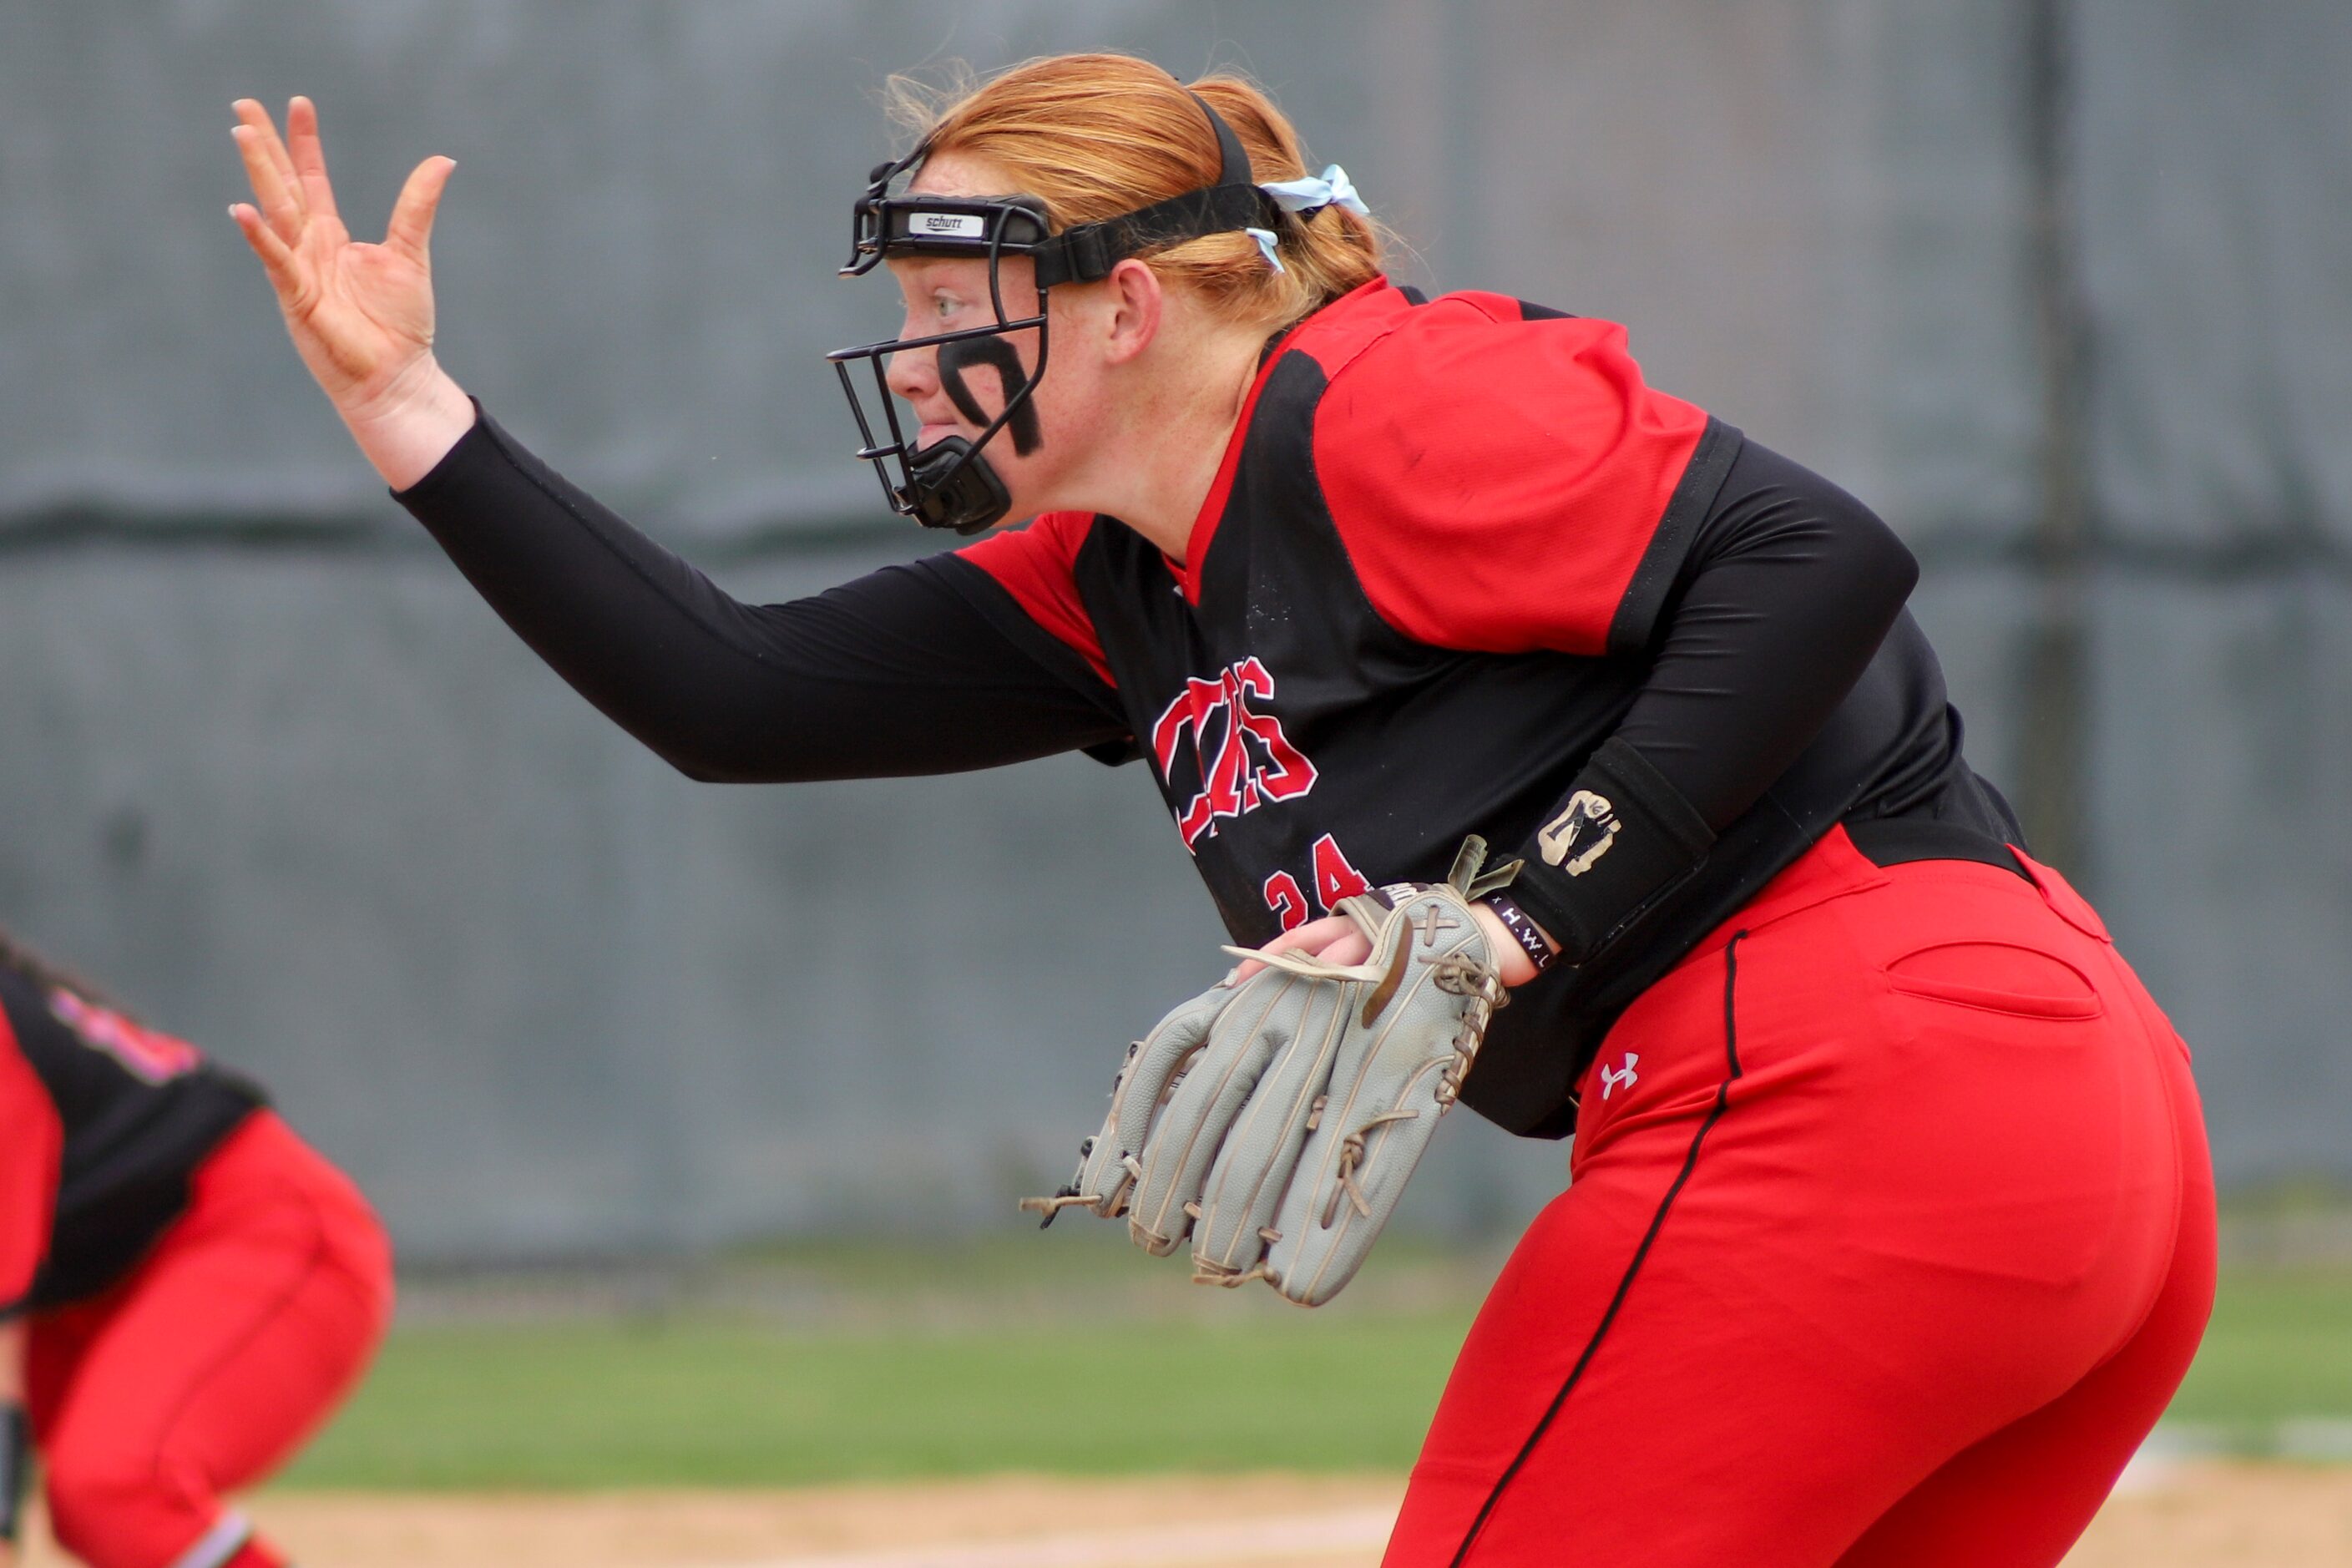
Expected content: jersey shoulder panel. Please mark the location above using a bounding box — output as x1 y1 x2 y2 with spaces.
1282 276 1424 382
953 510 1116 687
1310 292 1712 655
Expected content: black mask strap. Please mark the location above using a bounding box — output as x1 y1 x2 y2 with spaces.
1188 90 1255 189
1030 93 1278 290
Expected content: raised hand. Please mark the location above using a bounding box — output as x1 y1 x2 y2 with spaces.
230 97 475 488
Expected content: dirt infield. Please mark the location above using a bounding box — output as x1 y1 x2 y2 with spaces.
19 1464 2352 1565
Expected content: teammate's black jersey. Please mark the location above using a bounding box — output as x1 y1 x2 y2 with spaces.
397 276 2020 1138
0 964 265 1316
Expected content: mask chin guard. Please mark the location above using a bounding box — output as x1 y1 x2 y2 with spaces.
903 435 1012 534
826 90 1280 535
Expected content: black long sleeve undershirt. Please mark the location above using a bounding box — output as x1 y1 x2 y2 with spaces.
1616 438 1919 832
1495 432 1919 969
397 412 1911 852
396 409 1130 782
1502 435 1922 962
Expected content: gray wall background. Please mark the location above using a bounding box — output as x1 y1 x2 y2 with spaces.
1 2 2344 1260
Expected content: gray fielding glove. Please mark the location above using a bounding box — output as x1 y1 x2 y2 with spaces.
1025 838 1515 1307
1021 983 1242 1227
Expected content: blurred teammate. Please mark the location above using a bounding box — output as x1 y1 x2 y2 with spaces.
0 933 389 1568
229 53 2213 1566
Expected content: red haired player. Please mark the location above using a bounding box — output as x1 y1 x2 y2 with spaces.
230 51 2212 1567
0 934 389 1568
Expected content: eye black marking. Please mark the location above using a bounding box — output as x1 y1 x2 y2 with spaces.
938 336 1043 456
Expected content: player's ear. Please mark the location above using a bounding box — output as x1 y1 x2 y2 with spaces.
1099 257 1164 366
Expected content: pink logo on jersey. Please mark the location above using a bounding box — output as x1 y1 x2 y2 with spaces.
1149 657 1318 850
48 989 203 1084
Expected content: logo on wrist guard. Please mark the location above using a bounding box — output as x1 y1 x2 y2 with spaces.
1538 791 1620 876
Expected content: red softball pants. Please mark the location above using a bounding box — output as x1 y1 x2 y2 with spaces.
1386 829 2215 1567
26 1110 392 1568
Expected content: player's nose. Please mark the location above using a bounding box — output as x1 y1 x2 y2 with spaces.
884 341 938 404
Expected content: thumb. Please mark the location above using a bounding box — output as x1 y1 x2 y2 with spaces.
383 154 456 262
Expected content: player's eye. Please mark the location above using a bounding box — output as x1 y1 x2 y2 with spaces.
933 292 964 320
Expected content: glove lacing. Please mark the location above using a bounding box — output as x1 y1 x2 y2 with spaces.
1323 1107 1423 1226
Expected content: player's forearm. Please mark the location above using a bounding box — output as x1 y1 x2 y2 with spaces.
395 409 1130 781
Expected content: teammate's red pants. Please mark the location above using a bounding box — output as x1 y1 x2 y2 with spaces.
1387 830 2215 1567
26 1110 392 1568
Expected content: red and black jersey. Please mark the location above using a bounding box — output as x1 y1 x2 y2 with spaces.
957 281 1712 912
0 962 264 1317
396 278 2021 1139
945 280 2016 1130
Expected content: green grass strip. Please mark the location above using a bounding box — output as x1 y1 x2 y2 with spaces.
282 1312 1474 1490
2164 1268 2352 1429
278 1263 2352 1491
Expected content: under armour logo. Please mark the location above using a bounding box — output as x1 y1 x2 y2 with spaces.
1600 1053 1639 1100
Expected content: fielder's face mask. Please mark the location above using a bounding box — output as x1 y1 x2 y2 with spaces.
827 93 1281 535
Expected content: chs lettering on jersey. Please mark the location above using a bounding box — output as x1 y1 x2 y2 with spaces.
1149 658 1319 849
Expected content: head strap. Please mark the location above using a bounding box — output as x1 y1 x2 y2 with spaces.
1191 90 1254 188
1030 92 1277 288
842 90 1280 287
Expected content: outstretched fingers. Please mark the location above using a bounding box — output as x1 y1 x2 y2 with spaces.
228 201 304 302
230 100 305 241
232 99 301 200
384 154 457 264
285 96 342 223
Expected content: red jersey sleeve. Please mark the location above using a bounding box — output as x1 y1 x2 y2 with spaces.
1310 293 1713 656
954 511 1116 689
0 1018 61 1318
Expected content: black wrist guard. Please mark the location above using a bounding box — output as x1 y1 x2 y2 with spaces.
0 1401 28 1544
1507 736 1717 967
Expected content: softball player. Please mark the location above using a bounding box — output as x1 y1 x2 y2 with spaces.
230 52 2213 1565
0 935 389 1568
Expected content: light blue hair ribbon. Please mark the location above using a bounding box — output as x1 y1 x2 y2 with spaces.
1245 228 1286 272
1257 164 1368 220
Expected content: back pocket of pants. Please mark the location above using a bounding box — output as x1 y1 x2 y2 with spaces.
1885 940 2104 1020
